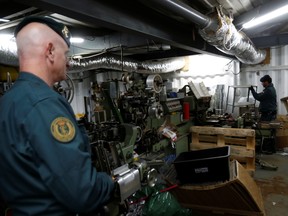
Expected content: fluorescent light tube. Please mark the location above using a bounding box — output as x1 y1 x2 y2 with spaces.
243 4 288 29
0 18 10 22
0 34 14 40
70 37 84 43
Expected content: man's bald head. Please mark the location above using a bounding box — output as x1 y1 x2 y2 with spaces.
16 22 66 60
15 16 71 47
15 19 71 86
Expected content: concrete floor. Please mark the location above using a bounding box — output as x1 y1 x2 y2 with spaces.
254 152 288 216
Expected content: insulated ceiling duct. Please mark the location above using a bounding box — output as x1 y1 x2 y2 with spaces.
69 54 186 74
0 43 19 67
0 43 186 74
149 0 266 65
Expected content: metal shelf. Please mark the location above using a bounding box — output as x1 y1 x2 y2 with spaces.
226 85 257 113
228 102 256 107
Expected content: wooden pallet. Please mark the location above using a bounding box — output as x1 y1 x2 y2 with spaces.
190 126 256 174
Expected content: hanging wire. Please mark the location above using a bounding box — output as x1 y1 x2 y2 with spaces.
225 59 241 75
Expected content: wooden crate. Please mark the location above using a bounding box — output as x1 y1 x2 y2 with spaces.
190 126 255 174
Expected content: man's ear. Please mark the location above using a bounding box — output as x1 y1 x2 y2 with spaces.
46 43 55 62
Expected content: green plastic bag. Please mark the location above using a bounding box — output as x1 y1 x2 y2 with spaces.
139 184 191 216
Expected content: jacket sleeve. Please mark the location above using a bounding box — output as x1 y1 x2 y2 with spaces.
251 88 272 102
23 96 115 213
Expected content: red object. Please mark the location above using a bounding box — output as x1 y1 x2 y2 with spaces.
183 102 190 120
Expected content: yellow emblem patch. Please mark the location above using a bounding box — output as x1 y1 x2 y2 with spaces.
50 117 75 143
62 26 70 38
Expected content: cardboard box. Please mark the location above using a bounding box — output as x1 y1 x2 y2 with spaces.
171 160 265 216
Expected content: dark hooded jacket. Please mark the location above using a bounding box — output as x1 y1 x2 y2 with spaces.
250 83 277 113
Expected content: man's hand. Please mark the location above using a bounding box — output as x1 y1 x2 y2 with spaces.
249 86 254 91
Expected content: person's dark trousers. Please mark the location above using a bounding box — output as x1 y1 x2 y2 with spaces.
260 111 277 154
260 111 277 122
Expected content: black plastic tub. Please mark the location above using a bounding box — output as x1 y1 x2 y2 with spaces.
173 146 230 184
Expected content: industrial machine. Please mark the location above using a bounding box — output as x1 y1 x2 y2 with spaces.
180 81 212 125
77 72 198 214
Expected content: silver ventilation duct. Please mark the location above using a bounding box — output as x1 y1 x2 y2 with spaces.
0 43 186 73
69 54 186 74
69 54 138 73
199 8 266 65
150 0 266 65
0 43 19 67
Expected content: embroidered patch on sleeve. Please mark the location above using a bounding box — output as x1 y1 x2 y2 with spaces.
50 117 76 143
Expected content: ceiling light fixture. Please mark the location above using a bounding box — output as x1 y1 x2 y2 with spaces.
0 18 10 22
243 4 288 29
0 34 14 41
0 34 16 50
70 37 84 43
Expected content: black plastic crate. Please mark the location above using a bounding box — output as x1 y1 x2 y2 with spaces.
173 146 230 184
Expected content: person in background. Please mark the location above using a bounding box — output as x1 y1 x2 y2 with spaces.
0 16 115 215
249 74 277 121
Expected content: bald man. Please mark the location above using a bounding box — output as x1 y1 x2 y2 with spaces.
0 17 115 215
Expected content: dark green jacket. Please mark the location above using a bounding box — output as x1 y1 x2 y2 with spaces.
251 83 277 113
0 72 114 216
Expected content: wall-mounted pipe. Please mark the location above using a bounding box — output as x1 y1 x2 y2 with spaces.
152 0 210 28
149 0 266 65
